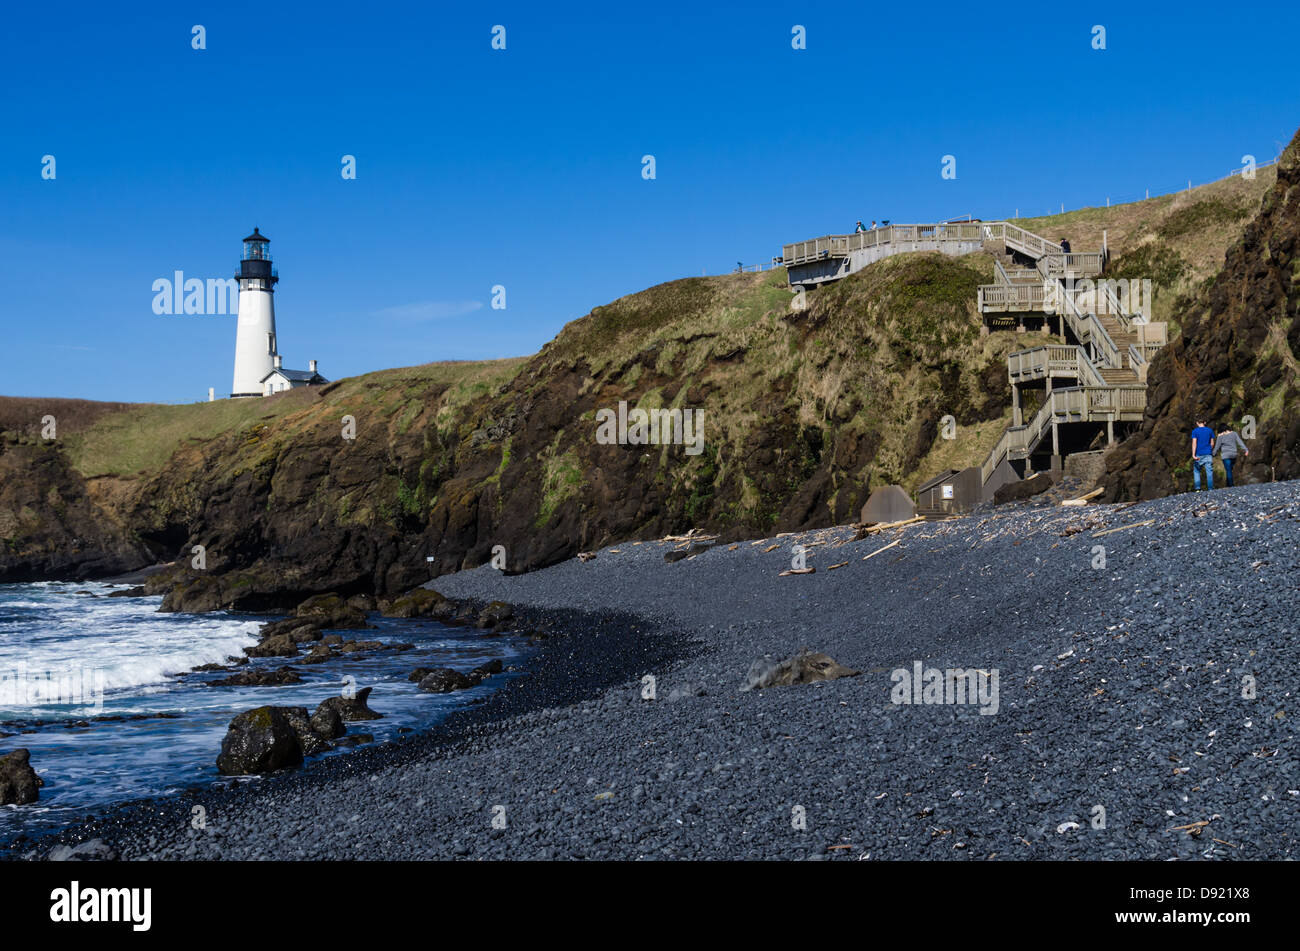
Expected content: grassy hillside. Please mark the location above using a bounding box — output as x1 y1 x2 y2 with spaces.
1014 166 1276 330
52 359 526 481
0 160 1286 600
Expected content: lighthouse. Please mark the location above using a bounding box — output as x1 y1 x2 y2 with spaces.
228 227 328 398
231 228 279 397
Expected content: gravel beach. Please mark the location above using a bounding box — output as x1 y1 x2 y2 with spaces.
8 481 1298 860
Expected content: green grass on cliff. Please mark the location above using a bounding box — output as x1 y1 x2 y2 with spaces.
64 393 315 478
14 168 1273 527
524 251 1014 503
59 358 525 480
1013 167 1274 327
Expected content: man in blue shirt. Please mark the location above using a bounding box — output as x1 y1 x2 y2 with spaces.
1190 417 1216 490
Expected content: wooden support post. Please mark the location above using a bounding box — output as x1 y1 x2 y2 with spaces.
1052 421 1060 457
1107 416 1115 445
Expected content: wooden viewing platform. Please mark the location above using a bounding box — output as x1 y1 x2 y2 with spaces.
781 220 1104 288
777 216 1171 503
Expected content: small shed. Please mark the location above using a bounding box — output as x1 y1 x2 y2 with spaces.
916 467 982 515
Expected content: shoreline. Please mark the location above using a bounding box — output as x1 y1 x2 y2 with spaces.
4 480 1298 860
0 602 697 858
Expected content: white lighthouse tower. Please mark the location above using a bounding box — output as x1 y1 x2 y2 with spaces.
231 227 279 397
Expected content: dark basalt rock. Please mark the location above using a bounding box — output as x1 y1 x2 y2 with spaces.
298 644 334 665
417 668 477 693
244 633 301 658
336 639 384 654
160 570 272 614
106 585 146 598
1103 133 1300 499
0 748 44 805
413 657 502 691
308 703 346 740
315 686 383 721
477 601 514 630
469 659 504 680
380 587 452 620
258 616 325 643
295 592 371 630
216 706 304 775
281 706 334 756
208 666 303 687
0 423 152 584
993 472 1055 505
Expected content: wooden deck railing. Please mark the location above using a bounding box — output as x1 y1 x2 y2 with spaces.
1004 266 1041 282
1035 251 1105 277
979 384 1148 483
782 220 1103 274
1059 286 1122 369
979 282 1046 311
998 221 1061 259
781 222 987 266
1007 345 1105 386
1101 282 1133 332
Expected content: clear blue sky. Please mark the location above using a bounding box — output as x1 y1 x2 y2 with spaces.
3 1 1297 403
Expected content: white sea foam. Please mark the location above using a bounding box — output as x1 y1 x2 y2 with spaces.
0 583 261 708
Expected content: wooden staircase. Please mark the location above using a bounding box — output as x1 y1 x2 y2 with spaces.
778 216 1170 503
1098 367 1139 384
969 224 1170 491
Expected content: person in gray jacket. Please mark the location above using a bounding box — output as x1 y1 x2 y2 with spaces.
1214 424 1250 487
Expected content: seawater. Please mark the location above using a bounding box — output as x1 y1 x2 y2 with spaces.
0 581 523 839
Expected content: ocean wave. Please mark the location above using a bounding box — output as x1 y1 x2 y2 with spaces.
0 607 262 706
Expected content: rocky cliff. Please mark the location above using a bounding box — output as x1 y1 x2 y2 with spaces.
2 256 1016 609
0 151 1288 609
1103 130 1300 498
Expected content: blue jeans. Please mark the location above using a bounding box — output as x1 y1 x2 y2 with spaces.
1222 456 1235 487
1193 455 1214 490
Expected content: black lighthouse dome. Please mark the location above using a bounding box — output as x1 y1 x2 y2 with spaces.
236 227 278 285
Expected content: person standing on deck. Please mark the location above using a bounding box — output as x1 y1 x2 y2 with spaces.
855 220 867 233
1060 238 1072 254
1214 423 1250 487
1190 417 1216 490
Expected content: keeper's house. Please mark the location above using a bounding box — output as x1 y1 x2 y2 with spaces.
261 356 326 395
